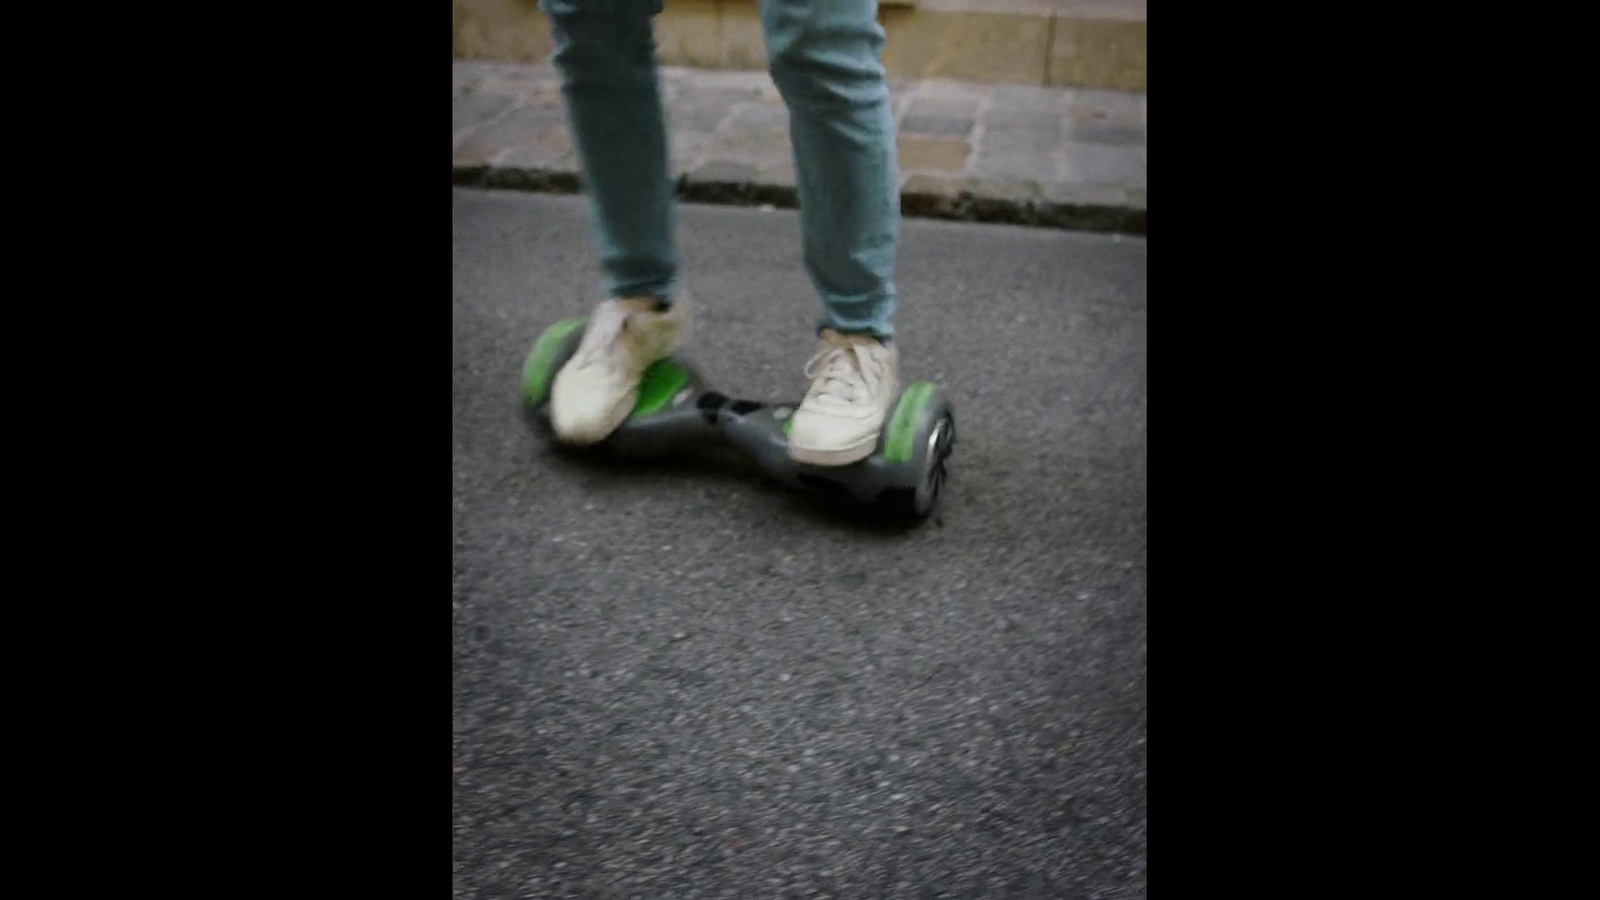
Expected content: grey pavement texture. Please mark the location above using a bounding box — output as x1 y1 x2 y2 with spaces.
453 189 1147 898
452 60 1146 234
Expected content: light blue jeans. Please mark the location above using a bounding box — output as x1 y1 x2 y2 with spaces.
542 0 900 340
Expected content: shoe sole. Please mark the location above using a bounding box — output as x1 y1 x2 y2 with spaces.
788 433 878 467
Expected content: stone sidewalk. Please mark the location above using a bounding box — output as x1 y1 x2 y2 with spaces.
452 60 1146 234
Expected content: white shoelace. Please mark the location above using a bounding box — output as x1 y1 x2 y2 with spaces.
574 306 629 372
804 343 885 403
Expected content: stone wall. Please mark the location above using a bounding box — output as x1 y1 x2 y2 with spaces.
452 0 1146 91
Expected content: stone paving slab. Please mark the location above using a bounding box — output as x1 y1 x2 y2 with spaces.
452 60 1145 235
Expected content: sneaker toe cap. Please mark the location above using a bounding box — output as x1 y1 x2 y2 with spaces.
787 408 881 452
550 372 635 444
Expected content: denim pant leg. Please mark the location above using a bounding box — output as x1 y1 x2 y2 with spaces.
761 0 900 341
543 0 678 302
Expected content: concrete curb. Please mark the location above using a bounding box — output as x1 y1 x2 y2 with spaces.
451 165 1146 236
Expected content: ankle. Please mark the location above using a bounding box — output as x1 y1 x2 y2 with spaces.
617 295 671 315
822 328 892 347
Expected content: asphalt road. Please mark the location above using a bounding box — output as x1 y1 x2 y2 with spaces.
452 189 1147 899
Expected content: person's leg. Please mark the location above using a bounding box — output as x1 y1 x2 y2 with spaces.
544 0 679 301
543 0 689 445
761 0 902 465
762 0 899 340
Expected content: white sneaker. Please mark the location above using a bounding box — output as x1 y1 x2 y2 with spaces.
550 296 688 445
788 329 900 466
